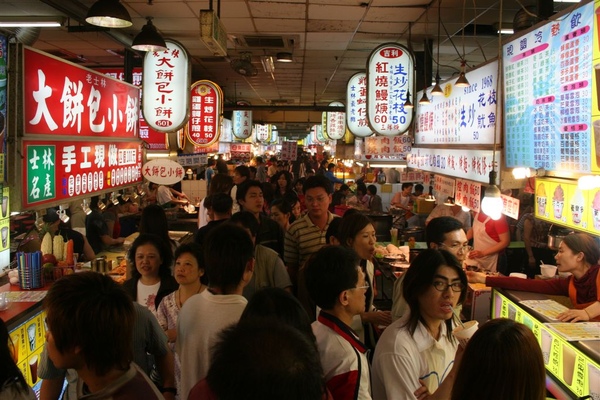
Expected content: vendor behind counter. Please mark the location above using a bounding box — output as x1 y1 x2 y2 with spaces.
17 208 95 262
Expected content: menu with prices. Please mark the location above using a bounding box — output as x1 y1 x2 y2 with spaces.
535 177 599 235
415 60 499 145
346 72 371 137
22 140 142 209
545 322 600 341
364 135 411 160
187 80 222 147
503 2 595 173
407 147 500 183
454 179 482 213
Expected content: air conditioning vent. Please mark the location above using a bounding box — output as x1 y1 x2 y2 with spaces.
238 35 297 49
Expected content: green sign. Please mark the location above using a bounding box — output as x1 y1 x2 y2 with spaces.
27 145 55 204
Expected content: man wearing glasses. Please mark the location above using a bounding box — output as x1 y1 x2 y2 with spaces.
305 246 373 400
392 217 470 321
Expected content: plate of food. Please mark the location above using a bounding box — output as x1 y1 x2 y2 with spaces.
390 261 410 269
384 253 407 262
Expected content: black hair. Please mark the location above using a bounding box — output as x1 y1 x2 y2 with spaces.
303 175 333 195
304 246 360 310
337 213 374 250
270 198 293 215
204 223 254 293
174 242 208 285
0 318 28 393
139 204 172 247
367 184 377 195
234 165 251 179
355 182 367 196
127 233 173 281
236 180 263 202
229 211 260 238
425 216 465 247
325 217 342 244
207 319 325 400
206 193 233 214
402 249 467 343
401 182 414 190
414 183 424 193
241 287 315 343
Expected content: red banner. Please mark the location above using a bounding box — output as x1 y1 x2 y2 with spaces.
22 139 142 209
96 67 167 151
187 80 222 147
24 48 139 138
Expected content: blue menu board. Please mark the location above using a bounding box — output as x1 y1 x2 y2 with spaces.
503 1 595 173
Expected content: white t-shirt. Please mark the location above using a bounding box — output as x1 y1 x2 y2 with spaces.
137 281 160 315
157 185 173 205
371 316 457 400
176 290 247 399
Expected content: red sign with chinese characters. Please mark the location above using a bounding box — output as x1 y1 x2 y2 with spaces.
455 179 481 213
24 48 139 138
22 140 142 209
187 80 222 147
96 67 168 151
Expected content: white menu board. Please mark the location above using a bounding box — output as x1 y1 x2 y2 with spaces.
346 72 372 137
415 60 499 145
407 147 501 183
503 1 594 172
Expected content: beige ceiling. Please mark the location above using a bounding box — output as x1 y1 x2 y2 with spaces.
0 0 574 134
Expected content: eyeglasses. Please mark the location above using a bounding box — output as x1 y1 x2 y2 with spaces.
438 243 473 253
432 281 464 292
349 282 370 291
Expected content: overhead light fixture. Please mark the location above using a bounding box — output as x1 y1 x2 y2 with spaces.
276 52 293 62
110 192 120 206
419 90 430 105
132 18 167 52
82 199 92 215
404 88 413 109
443 197 455 206
85 0 133 28
0 17 64 28
512 167 545 179
498 28 514 34
431 1 444 97
481 171 503 220
260 56 275 73
405 23 415 110
455 61 470 87
97 198 107 211
58 205 70 224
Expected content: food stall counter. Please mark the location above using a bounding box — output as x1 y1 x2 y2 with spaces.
492 288 600 399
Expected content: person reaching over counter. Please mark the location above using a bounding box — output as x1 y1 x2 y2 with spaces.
466 210 510 274
467 232 600 322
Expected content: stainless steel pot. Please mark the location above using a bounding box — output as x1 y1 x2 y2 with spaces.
547 225 573 249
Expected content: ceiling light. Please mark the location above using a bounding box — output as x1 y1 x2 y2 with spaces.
86 0 132 28
431 74 444 96
455 61 470 87
276 52 293 62
419 90 430 105
443 197 455 206
0 17 64 27
404 89 413 109
498 28 514 34
481 171 503 220
132 18 167 52
261 56 275 73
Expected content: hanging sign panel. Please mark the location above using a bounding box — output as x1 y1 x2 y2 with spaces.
187 80 222 147
407 147 501 184
326 101 346 140
503 2 595 173
367 43 414 136
455 179 482 213
415 60 499 145
142 40 191 132
24 48 139 138
232 110 252 139
142 159 184 185
97 67 168 151
346 72 372 137
254 124 270 142
22 140 142 209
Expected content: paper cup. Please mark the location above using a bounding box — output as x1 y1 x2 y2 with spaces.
452 320 479 348
541 329 553 365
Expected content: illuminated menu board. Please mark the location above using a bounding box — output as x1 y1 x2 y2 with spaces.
503 2 595 173
415 60 499 145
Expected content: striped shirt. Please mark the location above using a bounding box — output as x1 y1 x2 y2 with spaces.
284 212 336 269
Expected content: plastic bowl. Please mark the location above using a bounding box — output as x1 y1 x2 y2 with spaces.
540 264 557 278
